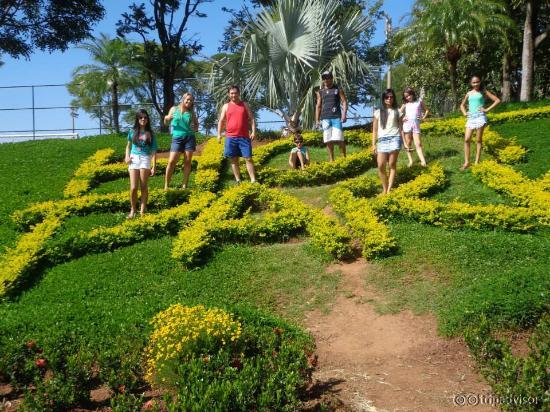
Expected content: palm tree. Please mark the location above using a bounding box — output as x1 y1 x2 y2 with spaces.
68 34 138 133
393 0 514 108
210 0 373 130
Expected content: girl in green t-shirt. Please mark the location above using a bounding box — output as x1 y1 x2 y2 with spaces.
124 109 157 218
163 92 199 189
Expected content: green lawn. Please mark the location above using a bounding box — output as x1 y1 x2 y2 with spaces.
0 107 548 408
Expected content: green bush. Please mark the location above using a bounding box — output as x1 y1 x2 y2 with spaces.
464 314 550 411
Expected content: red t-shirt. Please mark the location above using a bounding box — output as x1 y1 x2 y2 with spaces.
226 101 250 138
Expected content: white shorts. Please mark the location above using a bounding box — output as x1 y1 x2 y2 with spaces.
128 154 152 170
322 118 344 143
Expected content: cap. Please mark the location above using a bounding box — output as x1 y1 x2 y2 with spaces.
321 71 333 79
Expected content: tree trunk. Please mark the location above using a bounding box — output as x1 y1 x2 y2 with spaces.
448 59 459 110
161 72 175 133
112 82 120 134
502 53 512 103
520 0 534 102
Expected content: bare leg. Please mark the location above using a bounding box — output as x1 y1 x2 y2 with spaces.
182 150 193 188
403 132 414 166
377 152 389 194
128 169 140 218
164 151 181 190
244 158 257 182
139 168 149 215
230 157 242 182
462 128 474 170
338 141 346 158
296 151 306 169
326 142 335 162
412 133 427 166
289 152 298 169
475 126 485 164
387 150 399 192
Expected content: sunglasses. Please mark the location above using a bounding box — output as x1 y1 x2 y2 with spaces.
138 117 148 120
384 96 395 99
322 75 333 80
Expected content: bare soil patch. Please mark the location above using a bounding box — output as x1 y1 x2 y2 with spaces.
303 259 496 412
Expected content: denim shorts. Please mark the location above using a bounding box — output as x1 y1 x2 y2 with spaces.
170 135 196 152
128 154 151 170
224 137 252 158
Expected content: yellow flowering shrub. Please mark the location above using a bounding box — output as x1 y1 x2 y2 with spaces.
471 161 550 212
0 214 65 295
195 137 225 192
63 148 117 197
538 170 550 192
259 149 374 187
496 145 527 164
144 304 242 388
13 189 189 230
329 182 396 259
172 183 352 266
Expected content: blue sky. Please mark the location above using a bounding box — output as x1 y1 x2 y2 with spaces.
0 0 414 137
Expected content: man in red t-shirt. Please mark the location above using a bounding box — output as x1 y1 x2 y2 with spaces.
217 85 257 183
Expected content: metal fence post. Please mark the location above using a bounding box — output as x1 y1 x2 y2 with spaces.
31 86 35 140
99 105 102 135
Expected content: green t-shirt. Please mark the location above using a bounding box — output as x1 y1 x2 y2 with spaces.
128 129 157 155
171 107 195 138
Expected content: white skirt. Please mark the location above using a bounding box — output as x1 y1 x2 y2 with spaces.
128 154 152 170
466 112 487 130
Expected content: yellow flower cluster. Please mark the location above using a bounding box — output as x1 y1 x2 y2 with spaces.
490 105 550 124
172 183 352 266
194 138 225 192
0 214 65 296
471 161 550 213
63 148 117 197
144 304 242 387
329 178 396 259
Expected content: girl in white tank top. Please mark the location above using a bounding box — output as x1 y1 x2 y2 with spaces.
400 87 429 167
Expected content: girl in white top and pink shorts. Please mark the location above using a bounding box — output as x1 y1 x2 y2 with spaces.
400 87 429 167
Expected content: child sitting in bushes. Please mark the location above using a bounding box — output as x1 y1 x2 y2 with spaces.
288 134 310 170
124 109 157 218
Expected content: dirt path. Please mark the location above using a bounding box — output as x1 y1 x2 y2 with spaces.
303 259 496 412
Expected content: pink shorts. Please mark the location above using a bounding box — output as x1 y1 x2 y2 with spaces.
403 120 420 134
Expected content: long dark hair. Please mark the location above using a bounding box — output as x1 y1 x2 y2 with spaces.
402 87 418 103
380 89 398 129
132 109 153 146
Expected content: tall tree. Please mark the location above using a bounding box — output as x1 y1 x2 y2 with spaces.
116 0 210 131
393 0 514 108
68 34 139 133
0 0 104 59
515 0 550 101
210 0 374 130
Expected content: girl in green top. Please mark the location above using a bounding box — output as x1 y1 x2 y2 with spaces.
164 92 199 190
459 76 500 170
124 109 157 218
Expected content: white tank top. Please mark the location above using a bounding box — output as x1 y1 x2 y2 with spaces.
374 109 400 137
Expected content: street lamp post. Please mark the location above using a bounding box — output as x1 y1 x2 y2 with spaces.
381 12 392 89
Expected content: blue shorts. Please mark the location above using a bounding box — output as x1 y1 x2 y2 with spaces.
224 137 252 158
171 135 196 152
